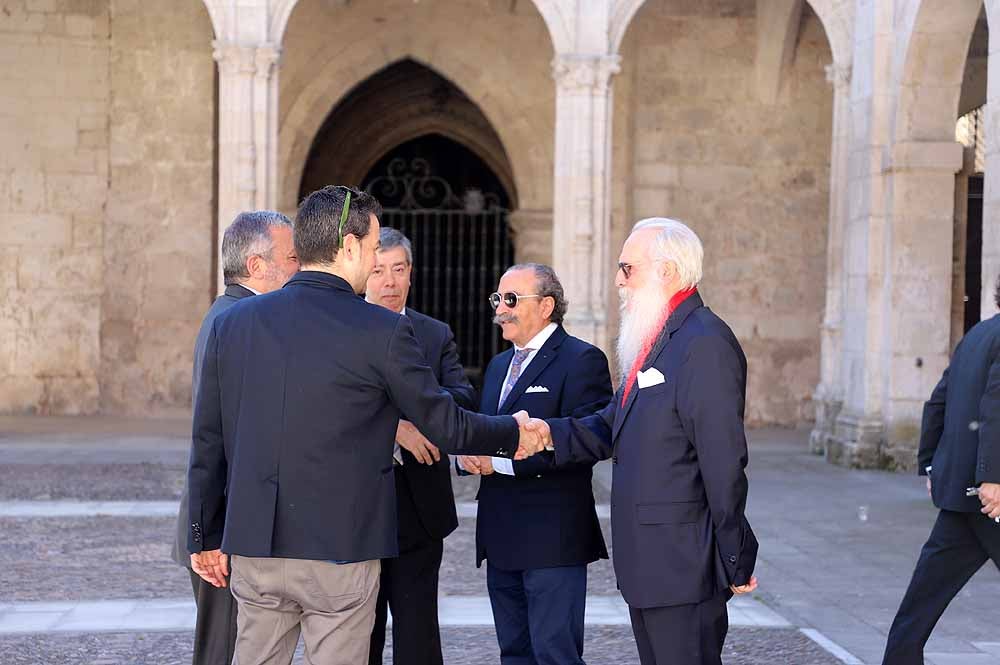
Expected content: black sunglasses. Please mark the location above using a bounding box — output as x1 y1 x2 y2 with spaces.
489 292 544 309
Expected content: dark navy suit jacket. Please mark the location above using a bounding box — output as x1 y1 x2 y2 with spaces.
549 292 758 609
172 284 254 566
187 271 520 562
475 325 612 570
919 313 1000 512
393 308 476 552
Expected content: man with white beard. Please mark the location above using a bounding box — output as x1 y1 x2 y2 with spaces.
519 218 759 665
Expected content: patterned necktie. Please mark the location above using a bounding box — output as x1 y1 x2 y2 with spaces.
499 348 533 408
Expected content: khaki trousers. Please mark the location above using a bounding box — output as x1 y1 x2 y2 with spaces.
230 555 380 665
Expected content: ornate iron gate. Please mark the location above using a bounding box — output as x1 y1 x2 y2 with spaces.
365 158 514 384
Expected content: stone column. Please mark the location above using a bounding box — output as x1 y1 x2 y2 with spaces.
982 20 1000 321
212 41 281 290
509 209 554 266
810 63 851 455
551 54 621 352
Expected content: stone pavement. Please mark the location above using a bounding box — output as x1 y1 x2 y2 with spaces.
1 416 998 664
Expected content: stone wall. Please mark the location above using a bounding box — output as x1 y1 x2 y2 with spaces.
0 0 110 414
620 2 834 426
100 0 215 415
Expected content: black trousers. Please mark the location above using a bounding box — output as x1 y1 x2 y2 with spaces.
188 568 238 665
369 539 445 665
883 509 1000 664
628 593 728 665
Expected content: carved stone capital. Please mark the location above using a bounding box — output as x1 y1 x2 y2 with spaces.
552 54 621 95
212 41 281 77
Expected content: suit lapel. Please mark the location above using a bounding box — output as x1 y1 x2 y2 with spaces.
611 292 705 442
481 349 511 416
498 327 566 415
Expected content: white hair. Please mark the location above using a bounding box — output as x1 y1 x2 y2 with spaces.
631 218 703 290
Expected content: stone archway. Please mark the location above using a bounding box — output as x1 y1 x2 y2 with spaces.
296 59 517 209
276 0 557 220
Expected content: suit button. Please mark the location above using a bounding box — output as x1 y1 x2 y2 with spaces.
612 456 618 464
729 555 737 564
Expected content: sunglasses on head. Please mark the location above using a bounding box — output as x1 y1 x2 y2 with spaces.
489 292 544 309
336 186 363 248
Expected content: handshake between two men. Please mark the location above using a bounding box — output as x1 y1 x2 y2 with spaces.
395 410 552 471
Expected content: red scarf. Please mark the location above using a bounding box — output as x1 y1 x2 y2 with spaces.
621 287 697 406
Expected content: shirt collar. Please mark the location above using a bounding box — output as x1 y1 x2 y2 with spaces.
515 322 558 352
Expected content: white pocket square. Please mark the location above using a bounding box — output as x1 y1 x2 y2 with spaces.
525 385 550 394
636 367 666 389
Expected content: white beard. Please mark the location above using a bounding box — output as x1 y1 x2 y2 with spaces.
616 282 671 378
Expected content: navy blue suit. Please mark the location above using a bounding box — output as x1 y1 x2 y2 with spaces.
475 325 612 665
369 307 474 665
174 283 253 665
187 271 521 563
883 313 1000 664
549 292 757 665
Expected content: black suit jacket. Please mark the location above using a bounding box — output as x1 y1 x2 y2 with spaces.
172 284 254 566
548 292 758 609
918 313 1000 512
475 325 612 570
394 308 475 551
187 271 520 562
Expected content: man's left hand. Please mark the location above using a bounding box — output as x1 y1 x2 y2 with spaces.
730 575 758 595
191 549 229 588
979 482 1000 519
396 420 441 465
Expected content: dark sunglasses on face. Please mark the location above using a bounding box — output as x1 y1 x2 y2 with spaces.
489 292 544 309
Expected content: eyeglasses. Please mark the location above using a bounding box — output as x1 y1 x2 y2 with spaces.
489 292 544 309
617 262 639 280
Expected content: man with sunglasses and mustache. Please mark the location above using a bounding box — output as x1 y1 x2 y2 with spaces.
458 263 613 665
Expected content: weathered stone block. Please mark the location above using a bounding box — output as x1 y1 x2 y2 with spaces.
9 169 45 212
0 375 46 415
0 213 71 246
46 173 106 214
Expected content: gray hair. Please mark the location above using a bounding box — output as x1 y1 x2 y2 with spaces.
378 227 413 264
222 211 293 286
507 263 567 325
631 218 704 290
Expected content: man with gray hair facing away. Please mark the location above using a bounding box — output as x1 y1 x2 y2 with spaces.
172 211 298 665
521 219 759 665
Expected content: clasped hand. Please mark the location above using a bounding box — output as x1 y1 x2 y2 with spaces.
978 482 1000 520
513 410 551 460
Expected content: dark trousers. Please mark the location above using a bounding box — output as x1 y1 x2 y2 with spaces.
883 509 1000 665
487 563 587 665
628 593 728 665
188 568 238 665
369 539 445 665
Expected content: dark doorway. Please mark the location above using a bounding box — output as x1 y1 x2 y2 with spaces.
965 174 983 332
362 134 515 386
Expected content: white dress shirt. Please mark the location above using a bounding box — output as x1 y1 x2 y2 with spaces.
491 322 558 475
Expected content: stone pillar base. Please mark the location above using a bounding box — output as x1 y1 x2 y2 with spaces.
809 387 842 456
827 412 884 468
881 421 922 472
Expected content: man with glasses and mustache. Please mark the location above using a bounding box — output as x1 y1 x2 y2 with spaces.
458 263 612 665
519 219 759 665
